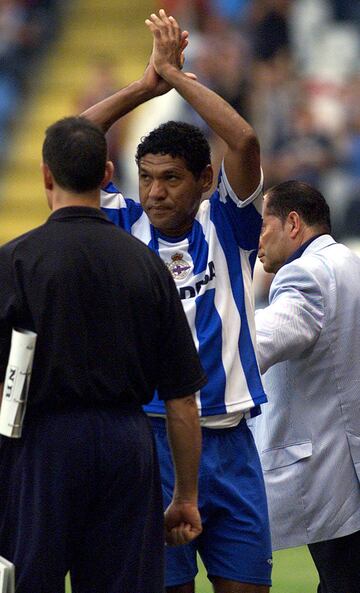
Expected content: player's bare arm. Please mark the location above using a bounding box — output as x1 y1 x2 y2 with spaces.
146 9 260 199
164 394 202 546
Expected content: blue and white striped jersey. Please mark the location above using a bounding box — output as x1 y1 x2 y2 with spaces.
101 165 267 423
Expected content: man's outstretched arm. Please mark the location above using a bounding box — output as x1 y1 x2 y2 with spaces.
164 394 202 546
146 9 260 199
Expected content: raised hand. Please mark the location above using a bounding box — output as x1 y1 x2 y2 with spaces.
145 9 185 78
140 25 189 97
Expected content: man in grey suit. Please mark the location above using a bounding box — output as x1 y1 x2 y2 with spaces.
253 180 360 593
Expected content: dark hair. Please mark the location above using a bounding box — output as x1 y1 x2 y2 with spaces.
135 121 211 179
42 116 107 193
265 180 331 233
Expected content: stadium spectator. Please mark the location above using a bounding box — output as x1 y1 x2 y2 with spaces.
253 180 360 593
83 9 272 593
268 100 335 187
0 115 205 593
250 0 291 61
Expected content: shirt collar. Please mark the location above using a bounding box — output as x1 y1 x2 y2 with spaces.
48 206 110 222
283 234 325 267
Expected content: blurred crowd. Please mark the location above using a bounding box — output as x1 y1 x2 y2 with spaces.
0 0 63 163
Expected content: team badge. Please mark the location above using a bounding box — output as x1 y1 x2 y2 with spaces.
166 253 191 280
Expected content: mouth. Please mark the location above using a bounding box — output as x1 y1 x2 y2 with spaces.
148 206 172 217
148 204 170 211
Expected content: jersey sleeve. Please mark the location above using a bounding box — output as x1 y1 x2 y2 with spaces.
100 185 144 232
211 164 263 251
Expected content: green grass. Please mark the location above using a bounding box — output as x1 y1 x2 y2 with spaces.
65 546 318 592
270 547 319 592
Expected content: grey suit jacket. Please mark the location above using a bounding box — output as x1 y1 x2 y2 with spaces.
253 235 360 550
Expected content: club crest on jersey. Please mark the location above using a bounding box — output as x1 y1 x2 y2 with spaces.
166 253 191 280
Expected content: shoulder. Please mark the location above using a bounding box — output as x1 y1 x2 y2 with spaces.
100 186 145 231
203 163 263 250
274 236 338 284
115 228 163 267
270 257 325 304
100 187 139 210
312 236 360 269
0 225 45 259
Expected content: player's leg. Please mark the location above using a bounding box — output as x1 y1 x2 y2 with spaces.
166 579 269 593
211 577 269 592
198 420 272 593
165 575 270 592
70 408 164 593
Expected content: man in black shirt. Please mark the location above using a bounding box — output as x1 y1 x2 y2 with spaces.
0 116 206 593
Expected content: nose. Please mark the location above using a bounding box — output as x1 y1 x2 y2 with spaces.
148 179 166 200
258 236 265 258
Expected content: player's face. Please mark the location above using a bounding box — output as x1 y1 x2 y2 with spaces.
138 154 211 237
258 202 292 274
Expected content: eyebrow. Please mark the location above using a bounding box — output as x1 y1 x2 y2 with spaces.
139 166 182 175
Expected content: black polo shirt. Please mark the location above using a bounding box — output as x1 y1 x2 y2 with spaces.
0 207 206 409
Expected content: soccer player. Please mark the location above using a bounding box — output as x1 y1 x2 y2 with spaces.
83 10 272 593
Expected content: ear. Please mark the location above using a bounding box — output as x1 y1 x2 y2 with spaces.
200 164 213 193
41 162 54 191
287 211 301 238
101 160 114 188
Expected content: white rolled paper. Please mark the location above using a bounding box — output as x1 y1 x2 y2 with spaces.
0 328 37 438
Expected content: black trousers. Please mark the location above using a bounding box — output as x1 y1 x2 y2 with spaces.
308 529 360 593
0 405 164 593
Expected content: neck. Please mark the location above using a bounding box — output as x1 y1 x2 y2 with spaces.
299 226 324 247
51 189 100 212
